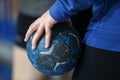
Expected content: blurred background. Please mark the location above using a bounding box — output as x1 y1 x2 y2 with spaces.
0 0 16 80
0 0 69 80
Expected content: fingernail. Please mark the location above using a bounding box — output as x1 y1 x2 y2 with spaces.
24 37 27 41
32 46 35 49
24 39 26 42
45 45 48 48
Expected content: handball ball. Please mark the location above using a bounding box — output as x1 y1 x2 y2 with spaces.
26 22 81 75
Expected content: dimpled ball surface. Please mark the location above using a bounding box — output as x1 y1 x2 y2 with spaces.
26 23 81 75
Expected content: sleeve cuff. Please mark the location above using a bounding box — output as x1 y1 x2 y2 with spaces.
49 1 70 22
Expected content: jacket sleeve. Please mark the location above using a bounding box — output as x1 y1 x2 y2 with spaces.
49 0 93 22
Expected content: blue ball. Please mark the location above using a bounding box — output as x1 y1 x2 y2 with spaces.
26 23 81 75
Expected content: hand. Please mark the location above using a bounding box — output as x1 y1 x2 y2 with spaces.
24 10 57 49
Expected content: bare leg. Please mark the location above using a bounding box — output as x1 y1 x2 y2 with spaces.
12 45 50 80
61 69 74 80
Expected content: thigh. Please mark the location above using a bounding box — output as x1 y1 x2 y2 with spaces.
72 45 120 80
12 45 50 80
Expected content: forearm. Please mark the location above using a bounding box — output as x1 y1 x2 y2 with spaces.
49 0 93 22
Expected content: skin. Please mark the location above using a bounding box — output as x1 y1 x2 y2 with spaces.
24 10 57 49
24 10 71 49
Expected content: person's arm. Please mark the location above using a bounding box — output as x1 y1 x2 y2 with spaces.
49 0 93 22
24 0 93 49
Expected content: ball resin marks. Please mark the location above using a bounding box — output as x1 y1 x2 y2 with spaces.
26 22 82 75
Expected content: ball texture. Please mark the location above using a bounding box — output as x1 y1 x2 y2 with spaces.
26 23 81 75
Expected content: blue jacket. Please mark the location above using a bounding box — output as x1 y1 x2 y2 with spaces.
49 0 120 52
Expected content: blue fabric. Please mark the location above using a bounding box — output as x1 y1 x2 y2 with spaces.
0 62 12 80
49 0 120 52
0 19 16 43
49 0 93 22
85 30 120 52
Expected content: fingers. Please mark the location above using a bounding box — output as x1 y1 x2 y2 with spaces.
25 23 52 49
32 26 44 49
24 22 38 42
45 25 52 48
24 10 57 49
24 21 52 49
31 25 52 49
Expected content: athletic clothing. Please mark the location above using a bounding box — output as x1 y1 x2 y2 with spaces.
49 0 120 80
71 8 92 39
49 0 120 52
72 45 120 80
16 9 92 48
